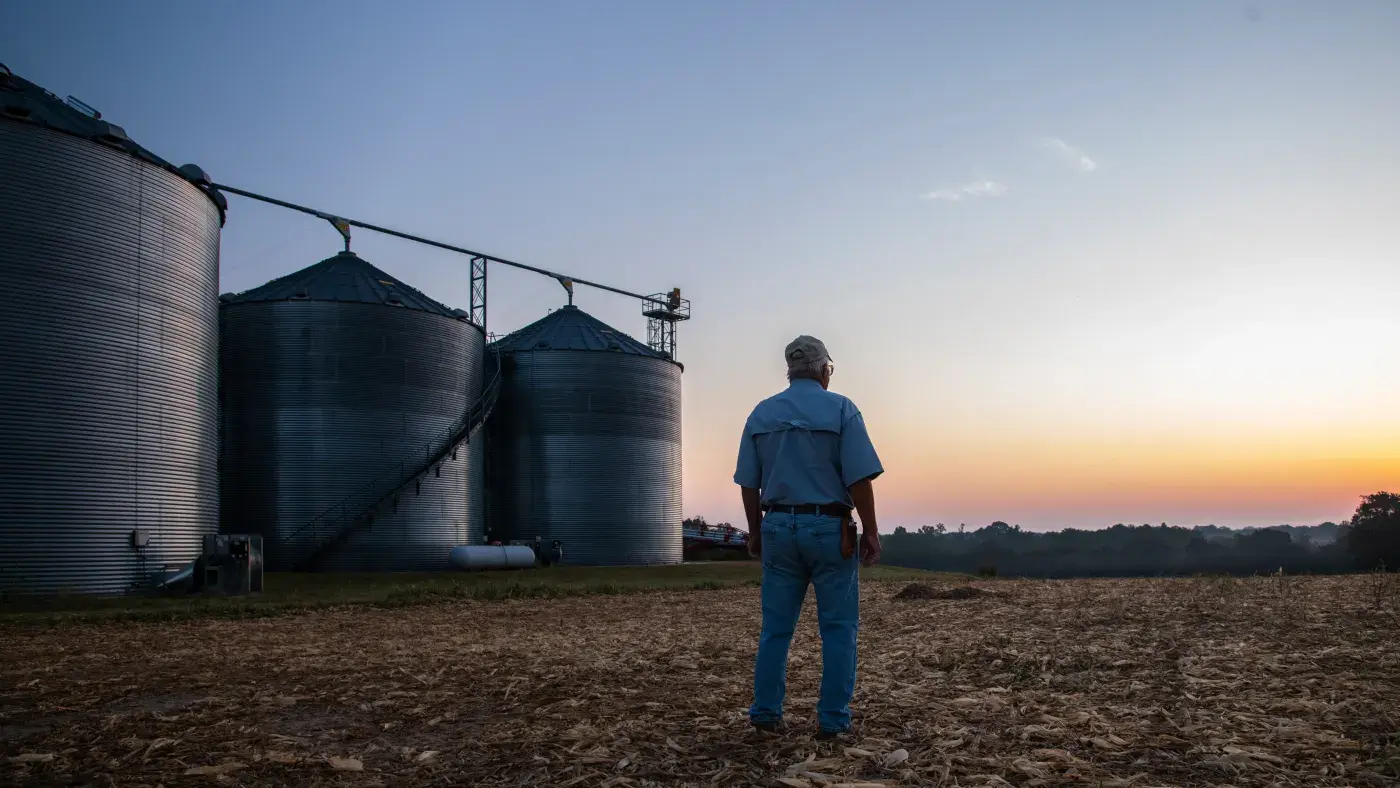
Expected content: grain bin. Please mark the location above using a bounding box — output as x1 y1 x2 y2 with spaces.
487 305 682 565
219 251 485 571
0 66 226 596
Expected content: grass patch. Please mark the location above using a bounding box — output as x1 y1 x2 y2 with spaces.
0 563 942 625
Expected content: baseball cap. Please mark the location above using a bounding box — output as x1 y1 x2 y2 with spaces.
785 335 831 370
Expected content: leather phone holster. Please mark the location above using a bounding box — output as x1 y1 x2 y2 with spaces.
840 516 857 559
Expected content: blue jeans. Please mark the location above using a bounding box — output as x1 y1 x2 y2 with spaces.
749 512 859 733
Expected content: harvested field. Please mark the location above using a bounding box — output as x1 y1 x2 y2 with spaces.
2 573 1398 787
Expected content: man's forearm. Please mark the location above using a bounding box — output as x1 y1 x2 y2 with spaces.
849 478 878 533
741 487 763 534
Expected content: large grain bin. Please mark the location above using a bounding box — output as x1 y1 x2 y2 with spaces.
0 66 226 596
487 305 682 565
219 251 485 571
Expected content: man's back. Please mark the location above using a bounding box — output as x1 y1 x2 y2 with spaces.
735 379 881 508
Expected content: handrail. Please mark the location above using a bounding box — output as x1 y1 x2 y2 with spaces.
281 357 504 567
295 369 502 568
286 369 489 541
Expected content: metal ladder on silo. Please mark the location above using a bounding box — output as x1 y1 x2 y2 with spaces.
281 358 504 570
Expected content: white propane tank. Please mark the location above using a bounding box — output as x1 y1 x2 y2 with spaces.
450 545 538 571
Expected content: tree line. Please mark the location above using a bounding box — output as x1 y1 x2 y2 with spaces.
687 492 1400 577
880 491 1400 578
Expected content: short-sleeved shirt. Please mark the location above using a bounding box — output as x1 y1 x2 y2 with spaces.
733 378 883 507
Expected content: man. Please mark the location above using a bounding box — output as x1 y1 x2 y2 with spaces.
734 335 884 739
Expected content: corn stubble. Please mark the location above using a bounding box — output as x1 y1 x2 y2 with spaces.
1 575 1396 786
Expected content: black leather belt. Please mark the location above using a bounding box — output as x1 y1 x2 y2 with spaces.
762 503 852 517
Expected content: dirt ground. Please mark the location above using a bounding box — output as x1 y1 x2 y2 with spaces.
2 574 1397 787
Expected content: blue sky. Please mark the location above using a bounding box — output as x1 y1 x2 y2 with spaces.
4 1 1398 529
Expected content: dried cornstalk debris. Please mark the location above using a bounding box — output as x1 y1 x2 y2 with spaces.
1 575 1397 786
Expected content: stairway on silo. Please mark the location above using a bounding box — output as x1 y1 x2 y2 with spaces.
281 361 503 571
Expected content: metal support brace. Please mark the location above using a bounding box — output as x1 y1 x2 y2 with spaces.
470 256 488 328
322 215 352 252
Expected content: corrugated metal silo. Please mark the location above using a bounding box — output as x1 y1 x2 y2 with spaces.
219 251 485 571
487 305 682 565
0 66 225 596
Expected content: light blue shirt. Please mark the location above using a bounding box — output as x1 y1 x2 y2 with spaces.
733 378 884 507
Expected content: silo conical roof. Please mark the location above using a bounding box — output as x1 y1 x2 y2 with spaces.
490 305 665 358
222 251 460 318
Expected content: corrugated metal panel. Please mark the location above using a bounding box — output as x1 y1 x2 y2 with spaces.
486 345 683 566
0 65 226 222
0 119 222 596
219 297 485 570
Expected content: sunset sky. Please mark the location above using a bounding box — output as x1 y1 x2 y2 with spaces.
4 1 1397 530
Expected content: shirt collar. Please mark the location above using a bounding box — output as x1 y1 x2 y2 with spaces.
788 378 823 391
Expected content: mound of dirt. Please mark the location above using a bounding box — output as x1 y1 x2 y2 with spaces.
893 583 992 601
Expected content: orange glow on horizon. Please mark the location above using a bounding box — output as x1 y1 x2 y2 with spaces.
683 417 1400 529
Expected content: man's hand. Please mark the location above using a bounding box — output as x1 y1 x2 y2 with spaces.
860 528 881 566
741 486 764 560
849 479 881 566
